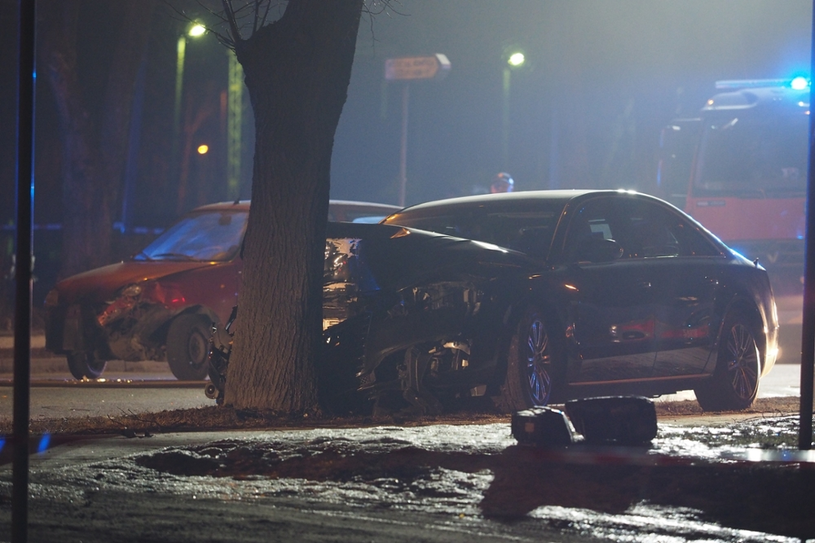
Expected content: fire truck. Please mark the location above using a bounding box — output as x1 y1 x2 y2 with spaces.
658 77 809 297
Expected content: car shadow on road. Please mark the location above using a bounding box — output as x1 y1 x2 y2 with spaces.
482 443 814 539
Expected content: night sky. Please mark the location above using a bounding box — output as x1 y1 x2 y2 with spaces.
334 0 812 204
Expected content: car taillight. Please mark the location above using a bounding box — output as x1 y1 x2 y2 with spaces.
140 281 186 308
165 286 187 307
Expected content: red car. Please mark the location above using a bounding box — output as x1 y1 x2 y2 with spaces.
44 200 400 380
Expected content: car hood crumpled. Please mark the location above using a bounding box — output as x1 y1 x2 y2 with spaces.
326 222 535 292
53 260 216 305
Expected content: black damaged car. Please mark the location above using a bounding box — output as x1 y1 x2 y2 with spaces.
210 190 779 414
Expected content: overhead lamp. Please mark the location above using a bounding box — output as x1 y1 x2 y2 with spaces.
508 52 525 68
189 23 206 37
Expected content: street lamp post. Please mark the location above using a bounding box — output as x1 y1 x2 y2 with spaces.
227 51 244 201
502 50 525 169
384 54 451 207
171 23 206 206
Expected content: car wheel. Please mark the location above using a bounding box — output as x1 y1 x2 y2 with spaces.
498 307 556 412
67 351 107 380
694 310 761 411
166 314 211 381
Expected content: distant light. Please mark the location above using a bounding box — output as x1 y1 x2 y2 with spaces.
37 434 51 454
197 144 209 155
508 52 525 67
189 24 206 37
791 76 809 90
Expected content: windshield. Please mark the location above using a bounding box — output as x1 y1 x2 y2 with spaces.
135 210 248 262
385 204 562 259
693 114 808 198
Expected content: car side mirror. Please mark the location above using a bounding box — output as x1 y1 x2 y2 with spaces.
576 237 623 264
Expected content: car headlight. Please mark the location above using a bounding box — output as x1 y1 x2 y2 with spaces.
120 284 143 298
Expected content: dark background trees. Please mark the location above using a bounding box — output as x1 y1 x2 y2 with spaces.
1 0 246 321
39 0 157 277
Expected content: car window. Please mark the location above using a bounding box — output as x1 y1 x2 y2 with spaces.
329 205 400 223
562 200 620 262
135 211 248 262
385 205 561 259
564 197 720 262
626 200 721 258
350 215 390 224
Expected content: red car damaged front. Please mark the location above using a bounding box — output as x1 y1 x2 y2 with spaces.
45 257 242 381
45 202 248 381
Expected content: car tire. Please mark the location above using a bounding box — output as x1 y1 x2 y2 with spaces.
67 351 107 380
166 314 211 381
497 307 556 412
694 310 761 412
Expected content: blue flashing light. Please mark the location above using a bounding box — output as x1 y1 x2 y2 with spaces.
791 76 810 90
0 436 5 453
37 433 51 454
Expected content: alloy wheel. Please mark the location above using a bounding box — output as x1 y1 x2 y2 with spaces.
725 323 759 401
524 316 552 405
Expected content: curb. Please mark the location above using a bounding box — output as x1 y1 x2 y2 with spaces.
0 354 172 375
0 334 46 351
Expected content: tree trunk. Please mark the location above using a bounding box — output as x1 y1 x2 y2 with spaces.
223 0 364 412
41 0 155 278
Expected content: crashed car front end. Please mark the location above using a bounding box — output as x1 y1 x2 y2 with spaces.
46 276 194 363
318 223 531 413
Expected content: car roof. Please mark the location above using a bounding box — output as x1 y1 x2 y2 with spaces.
192 200 251 212
327 199 401 211
389 189 646 217
188 199 400 214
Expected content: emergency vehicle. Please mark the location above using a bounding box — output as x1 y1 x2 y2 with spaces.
658 77 809 295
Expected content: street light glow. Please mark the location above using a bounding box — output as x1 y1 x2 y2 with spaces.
197 144 209 155
189 24 206 37
791 76 809 90
508 52 525 67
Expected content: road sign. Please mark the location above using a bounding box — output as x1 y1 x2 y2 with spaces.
385 54 451 81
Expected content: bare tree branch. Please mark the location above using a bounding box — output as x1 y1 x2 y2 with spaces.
221 0 243 45
164 0 400 53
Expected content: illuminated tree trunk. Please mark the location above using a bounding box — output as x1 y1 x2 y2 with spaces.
223 0 364 411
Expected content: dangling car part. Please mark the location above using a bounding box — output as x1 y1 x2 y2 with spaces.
205 305 237 404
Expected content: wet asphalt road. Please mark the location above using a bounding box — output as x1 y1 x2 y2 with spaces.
0 354 813 542
0 358 213 420
0 360 806 421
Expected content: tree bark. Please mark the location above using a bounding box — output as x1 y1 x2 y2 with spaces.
223 0 364 412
